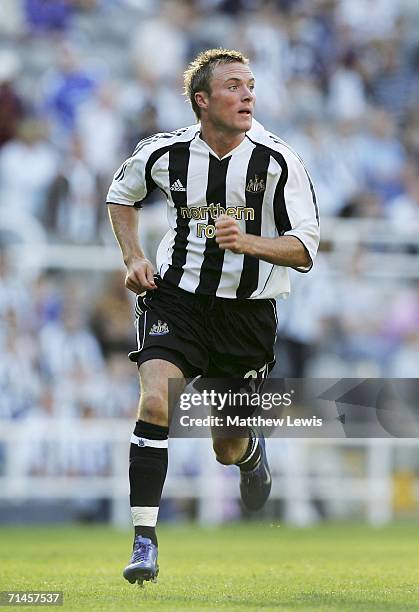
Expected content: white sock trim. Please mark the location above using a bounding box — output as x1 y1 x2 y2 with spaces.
131 506 159 527
131 434 168 448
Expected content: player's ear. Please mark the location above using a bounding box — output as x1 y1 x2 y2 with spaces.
194 91 209 112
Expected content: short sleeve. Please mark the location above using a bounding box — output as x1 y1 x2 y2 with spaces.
282 155 320 273
106 154 147 207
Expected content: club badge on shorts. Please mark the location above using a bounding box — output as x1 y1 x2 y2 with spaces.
149 320 170 336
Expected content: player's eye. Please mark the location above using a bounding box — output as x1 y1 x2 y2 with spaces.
228 85 238 91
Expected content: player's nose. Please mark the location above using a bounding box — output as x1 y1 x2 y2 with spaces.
241 86 254 101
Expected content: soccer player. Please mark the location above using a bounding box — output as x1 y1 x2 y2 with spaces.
107 48 320 585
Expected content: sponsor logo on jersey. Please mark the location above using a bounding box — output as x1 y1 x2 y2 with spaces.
180 203 254 221
246 175 265 193
170 179 186 192
149 320 170 335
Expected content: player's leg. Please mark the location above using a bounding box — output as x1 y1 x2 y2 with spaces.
123 278 208 583
208 298 277 511
212 436 248 466
123 358 185 585
211 373 272 512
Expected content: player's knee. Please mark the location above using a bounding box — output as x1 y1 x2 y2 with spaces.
139 391 168 426
213 439 241 465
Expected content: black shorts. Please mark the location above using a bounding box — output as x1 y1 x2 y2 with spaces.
128 276 277 379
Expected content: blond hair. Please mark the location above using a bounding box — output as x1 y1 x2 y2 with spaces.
183 48 249 120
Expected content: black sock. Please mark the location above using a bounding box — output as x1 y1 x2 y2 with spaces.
236 429 261 472
134 525 156 544
130 419 169 548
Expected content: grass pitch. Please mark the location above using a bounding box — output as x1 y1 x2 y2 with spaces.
1 523 418 611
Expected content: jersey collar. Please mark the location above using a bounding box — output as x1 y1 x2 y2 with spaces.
195 125 257 160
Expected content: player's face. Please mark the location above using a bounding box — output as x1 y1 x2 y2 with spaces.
200 62 256 134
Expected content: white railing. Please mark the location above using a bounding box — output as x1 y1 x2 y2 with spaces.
1 420 418 527
2 216 417 279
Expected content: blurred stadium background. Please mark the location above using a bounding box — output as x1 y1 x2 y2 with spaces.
0 0 419 532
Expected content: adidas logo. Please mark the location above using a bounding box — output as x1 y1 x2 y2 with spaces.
149 320 170 336
170 179 186 192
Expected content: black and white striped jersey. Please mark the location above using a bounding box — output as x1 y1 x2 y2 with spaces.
107 119 320 299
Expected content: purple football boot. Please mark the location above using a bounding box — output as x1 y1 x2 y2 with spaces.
240 431 272 511
123 536 159 586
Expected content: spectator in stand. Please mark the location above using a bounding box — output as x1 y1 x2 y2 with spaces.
327 50 367 121
406 45 419 117
334 248 394 373
39 301 104 379
51 355 137 420
336 0 401 43
388 329 419 377
93 353 139 418
77 81 124 178
76 81 125 226
41 41 99 144
275 248 339 377
24 386 112 489
31 272 63 328
130 1 189 84
90 271 134 357
402 109 419 162
24 0 74 34
359 108 406 203
386 162 419 228
54 362 106 418
128 2 194 130
124 101 160 162
0 118 58 220
48 135 100 243
0 249 31 330
370 39 412 121
0 0 25 37
339 190 383 219
386 286 419 376
288 119 360 216
0 309 41 420
0 51 25 149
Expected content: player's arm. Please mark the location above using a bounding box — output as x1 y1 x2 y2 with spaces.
215 217 310 268
217 152 319 270
107 145 158 293
108 204 156 294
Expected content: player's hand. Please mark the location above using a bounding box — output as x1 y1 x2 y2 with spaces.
215 214 247 254
125 257 157 294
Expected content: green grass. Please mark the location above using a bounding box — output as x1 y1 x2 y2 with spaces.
1 523 419 611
